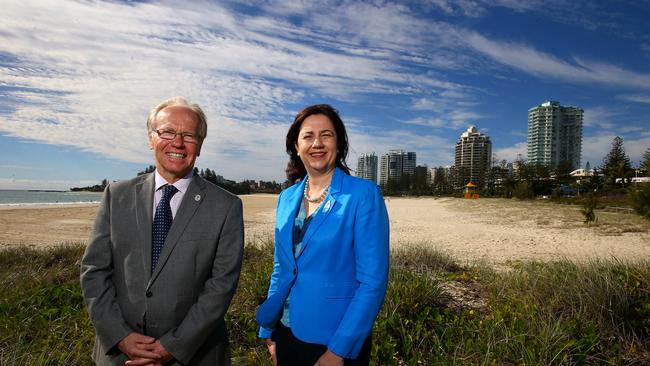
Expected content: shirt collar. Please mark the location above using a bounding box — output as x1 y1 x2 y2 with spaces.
154 170 194 194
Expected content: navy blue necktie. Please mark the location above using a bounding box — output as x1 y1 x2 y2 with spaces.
152 184 177 272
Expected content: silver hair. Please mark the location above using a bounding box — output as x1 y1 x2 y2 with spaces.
146 96 207 141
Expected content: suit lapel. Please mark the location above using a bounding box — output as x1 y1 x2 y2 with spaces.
296 168 342 258
148 175 205 285
136 173 155 278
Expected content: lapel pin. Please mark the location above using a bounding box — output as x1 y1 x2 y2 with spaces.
194 194 201 202
324 200 331 211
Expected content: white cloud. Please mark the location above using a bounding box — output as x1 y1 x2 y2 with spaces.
617 94 650 104
582 134 615 168
627 137 650 164
583 105 648 135
0 0 467 181
428 0 625 35
406 94 484 130
1 0 647 184
493 142 527 163
402 117 449 128
463 32 650 89
620 126 645 134
427 0 455 14
348 127 455 169
583 134 650 168
583 106 619 129
426 0 489 17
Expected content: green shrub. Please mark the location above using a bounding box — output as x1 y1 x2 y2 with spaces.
513 181 535 200
581 193 599 224
391 243 461 274
629 184 650 220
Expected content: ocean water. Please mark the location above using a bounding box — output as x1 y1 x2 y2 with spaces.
0 189 102 206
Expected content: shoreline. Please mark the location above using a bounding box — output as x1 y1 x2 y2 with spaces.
0 202 100 210
0 193 279 210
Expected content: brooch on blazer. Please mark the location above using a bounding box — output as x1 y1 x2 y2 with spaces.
323 199 332 212
194 194 201 202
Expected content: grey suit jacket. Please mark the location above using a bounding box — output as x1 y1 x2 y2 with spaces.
81 173 244 366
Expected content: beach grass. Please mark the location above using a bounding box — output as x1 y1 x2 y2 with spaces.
1 243 649 365
0 244 93 365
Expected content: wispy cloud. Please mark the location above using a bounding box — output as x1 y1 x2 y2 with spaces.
404 95 484 130
348 128 455 169
493 142 527 162
0 164 40 171
583 106 619 129
462 32 650 89
583 105 648 135
617 94 650 104
643 43 650 58
1 0 647 184
0 0 467 180
583 134 650 168
426 0 487 17
428 0 628 35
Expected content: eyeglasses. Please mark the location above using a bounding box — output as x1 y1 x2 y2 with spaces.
152 129 199 144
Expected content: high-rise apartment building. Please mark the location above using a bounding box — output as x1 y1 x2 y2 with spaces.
453 126 492 188
527 100 583 170
356 153 378 184
379 149 416 186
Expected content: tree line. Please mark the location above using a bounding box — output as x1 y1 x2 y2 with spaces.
136 165 282 195
381 136 649 198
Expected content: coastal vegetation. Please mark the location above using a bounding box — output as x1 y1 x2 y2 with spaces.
2 242 648 365
395 136 650 224
69 179 108 192
138 165 282 194
581 193 599 224
629 183 650 220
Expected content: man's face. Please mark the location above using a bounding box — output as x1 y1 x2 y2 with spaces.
148 106 202 183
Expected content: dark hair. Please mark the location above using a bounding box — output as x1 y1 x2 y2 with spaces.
285 104 351 183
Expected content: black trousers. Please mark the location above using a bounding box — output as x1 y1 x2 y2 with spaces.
271 322 371 366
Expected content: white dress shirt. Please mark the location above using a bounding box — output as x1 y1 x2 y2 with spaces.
153 170 194 219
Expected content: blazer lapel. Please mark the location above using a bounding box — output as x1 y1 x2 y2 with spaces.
278 179 304 261
296 168 342 258
148 175 205 285
135 173 155 278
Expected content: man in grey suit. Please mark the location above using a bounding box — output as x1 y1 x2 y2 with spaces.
81 96 244 366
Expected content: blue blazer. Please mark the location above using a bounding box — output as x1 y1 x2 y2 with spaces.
256 167 389 359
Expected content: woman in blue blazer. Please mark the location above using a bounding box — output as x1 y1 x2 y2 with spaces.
256 104 389 366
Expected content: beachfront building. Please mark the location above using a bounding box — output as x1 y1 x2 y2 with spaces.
453 126 492 189
428 167 437 186
356 152 378 184
527 100 583 171
379 149 416 187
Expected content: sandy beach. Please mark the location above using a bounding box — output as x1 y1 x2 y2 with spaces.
1 195 649 266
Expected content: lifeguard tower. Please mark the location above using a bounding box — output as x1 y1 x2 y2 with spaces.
464 182 479 199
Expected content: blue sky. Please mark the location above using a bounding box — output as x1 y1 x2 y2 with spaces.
1 0 649 190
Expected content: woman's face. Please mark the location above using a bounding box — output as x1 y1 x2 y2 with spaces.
295 114 338 177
